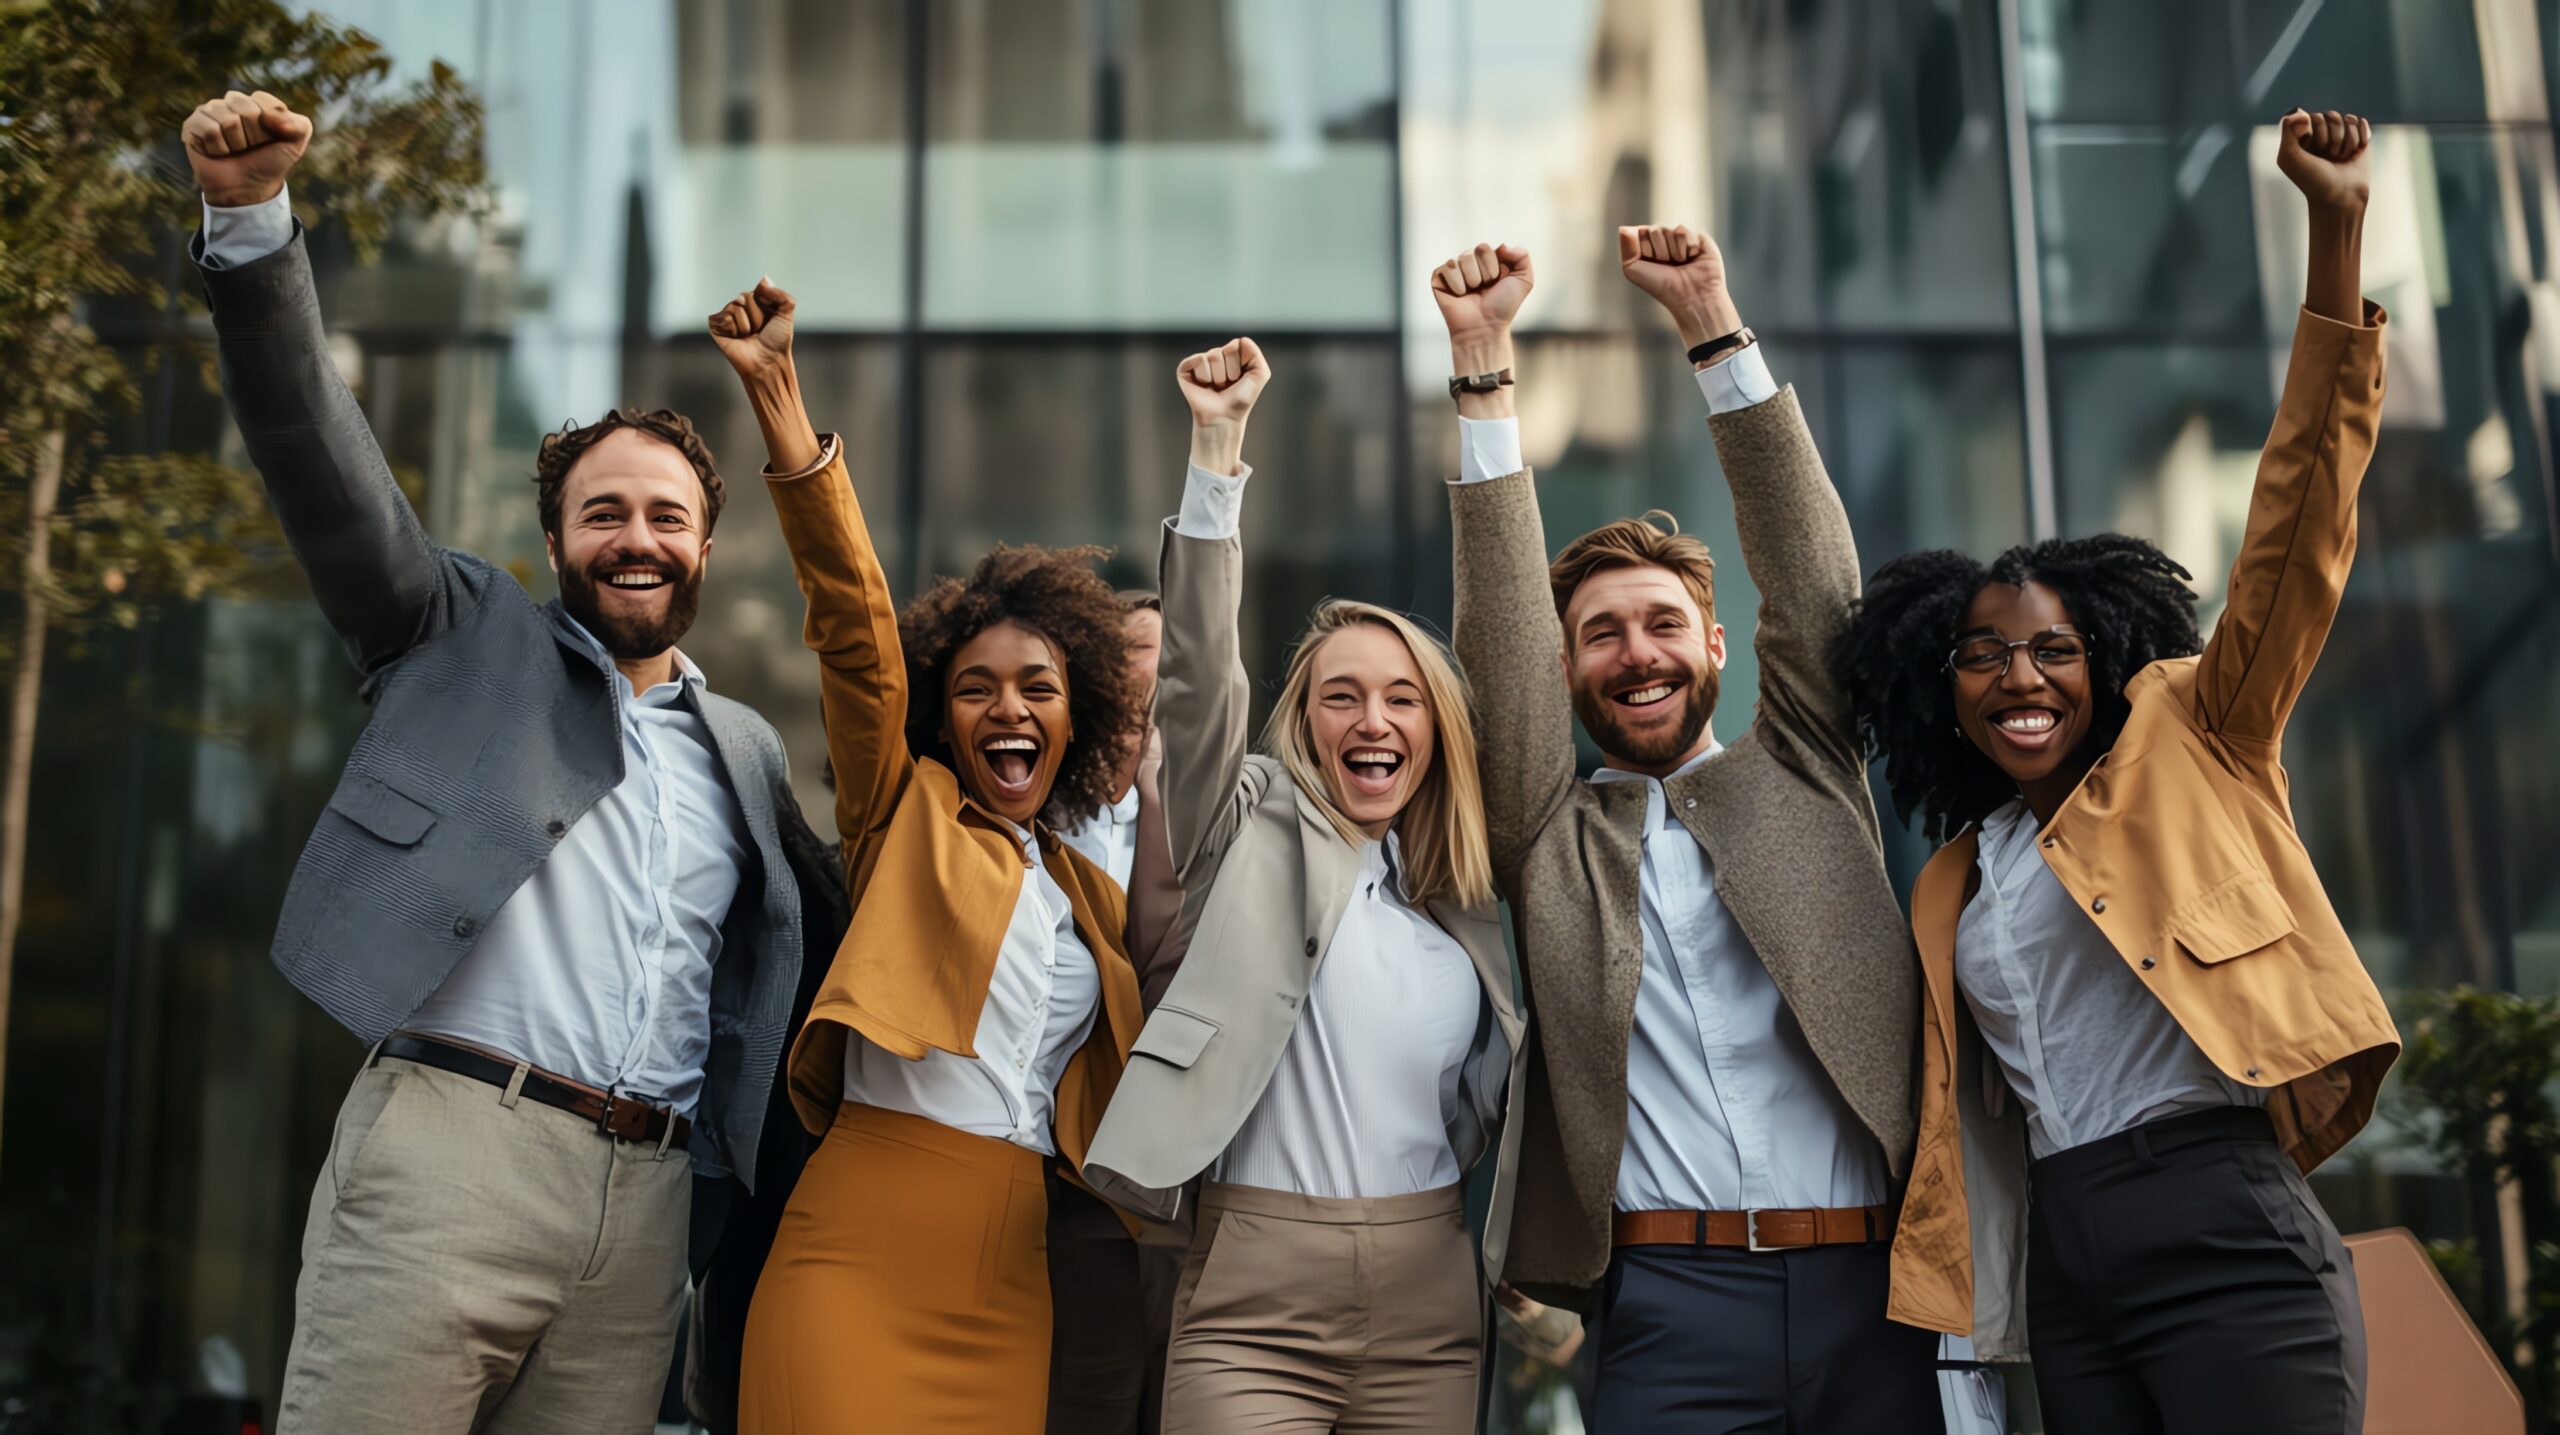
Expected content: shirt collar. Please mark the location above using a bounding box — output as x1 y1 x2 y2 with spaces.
1363 829 1425 907
1590 740 1722 835
550 606 706 702
1106 784 1140 826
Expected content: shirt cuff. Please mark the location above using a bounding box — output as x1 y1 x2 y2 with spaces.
1453 416 1525 486
1174 462 1251 539
199 186 296 270
1694 342 1779 415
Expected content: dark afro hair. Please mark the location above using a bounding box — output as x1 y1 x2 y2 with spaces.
1831 533 2203 843
897 544 1145 827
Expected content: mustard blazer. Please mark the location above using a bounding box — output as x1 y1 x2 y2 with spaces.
762 436 1145 1168
1888 306 2404 1357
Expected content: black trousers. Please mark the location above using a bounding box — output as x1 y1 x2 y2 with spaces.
2027 1106 2366 1435
1593 1237 1941 1433
1045 1178 1172 1434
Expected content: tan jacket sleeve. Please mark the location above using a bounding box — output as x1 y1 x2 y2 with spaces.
1154 518 1266 883
1124 756 1191 1009
1448 470 1580 876
2195 303 2387 744
762 435 915 879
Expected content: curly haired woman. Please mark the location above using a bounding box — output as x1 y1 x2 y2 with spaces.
704 280 1150 1432
1834 111 2400 1435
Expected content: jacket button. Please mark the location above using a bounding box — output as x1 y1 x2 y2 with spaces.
2041 836 2055 849
1304 937 1318 957
453 915 479 938
2091 898 2107 914
2247 1067 2262 1079
2139 956 2156 970
545 818 567 839
1684 797 1697 809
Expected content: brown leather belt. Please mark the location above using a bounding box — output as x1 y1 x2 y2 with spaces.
376 1032 692 1151
1612 1204 1897 1251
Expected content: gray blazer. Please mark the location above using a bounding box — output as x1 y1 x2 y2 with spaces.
1083 518 1528 1283
1448 389 1919 1307
198 228 808 1187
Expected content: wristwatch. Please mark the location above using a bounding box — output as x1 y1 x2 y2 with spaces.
1448 368 1515 401
1685 327 1756 367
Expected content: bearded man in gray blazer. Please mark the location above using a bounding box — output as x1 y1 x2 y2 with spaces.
182 91 814 1433
1433 228 1935 1432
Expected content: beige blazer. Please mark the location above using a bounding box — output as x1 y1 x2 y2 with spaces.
1083 517 1529 1284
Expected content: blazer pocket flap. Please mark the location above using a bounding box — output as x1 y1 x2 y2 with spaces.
2171 871 2297 964
1131 1006 1219 1070
328 772 438 847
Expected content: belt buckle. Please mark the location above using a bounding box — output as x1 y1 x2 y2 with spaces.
1746 1210 1777 1253
597 1092 639 1142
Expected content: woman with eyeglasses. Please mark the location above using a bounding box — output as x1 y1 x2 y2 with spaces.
1831 109 2400 1435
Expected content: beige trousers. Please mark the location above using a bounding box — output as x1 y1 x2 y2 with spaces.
1161 1182 1482 1434
277 1053 691 1435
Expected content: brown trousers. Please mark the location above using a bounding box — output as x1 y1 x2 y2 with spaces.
740 1102 1052 1432
1161 1183 1481 1433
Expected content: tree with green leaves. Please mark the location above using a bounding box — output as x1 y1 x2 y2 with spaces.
0 0 487 1170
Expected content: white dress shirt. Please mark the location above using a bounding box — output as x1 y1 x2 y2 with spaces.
1210 834 1487 1199
199 188 297 268
841 819 1102 1154
1061 785 1142 888
1594 750 1887 1212
1456 343 1881 1213
1958 800 2264 1160
407 612 751 1118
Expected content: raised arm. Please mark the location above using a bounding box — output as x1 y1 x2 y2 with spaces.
710 281 911 858
1618 223 1864 775
184 92 446 673
1155 339 1272 880
1434 243 1579 873
2196 110 2385 743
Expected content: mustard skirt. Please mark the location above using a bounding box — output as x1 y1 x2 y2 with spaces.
740 1101 1052 1432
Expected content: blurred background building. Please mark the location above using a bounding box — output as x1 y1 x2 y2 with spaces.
4 1 2556 1431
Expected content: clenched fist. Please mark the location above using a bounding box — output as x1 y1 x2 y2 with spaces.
182 90 311 208
2277 109 2372 214
708 278 796 383
1430 243 1534 345
1617 224 1740 350
1177 338 1270 477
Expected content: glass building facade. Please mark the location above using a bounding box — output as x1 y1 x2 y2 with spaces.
4 2 2556 1431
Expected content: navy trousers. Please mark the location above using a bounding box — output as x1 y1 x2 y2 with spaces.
1592 1238 1941 1433
2027 1107 2365 1435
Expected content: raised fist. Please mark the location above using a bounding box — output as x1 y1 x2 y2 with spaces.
708 278 796 383
2277 109 2371 213
1176 338 1271 428
181 90 311 208
1617 224 1739 344
1430 243 1534 342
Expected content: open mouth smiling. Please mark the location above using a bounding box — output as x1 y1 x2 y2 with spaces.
1612 677 1683 712
1340 747 1405 797
603 567 670 593
982 734 1041 799
1985 704 2065 753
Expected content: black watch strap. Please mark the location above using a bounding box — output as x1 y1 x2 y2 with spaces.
1686 326 1756 367
1447 368 1515 401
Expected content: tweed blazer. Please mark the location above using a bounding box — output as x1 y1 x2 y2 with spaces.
1449 388 1918 1307
198 228 808 1186
1083 518 1527 1284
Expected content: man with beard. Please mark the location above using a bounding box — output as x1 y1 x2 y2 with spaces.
1432 227 1935 1432
182 90 812 1432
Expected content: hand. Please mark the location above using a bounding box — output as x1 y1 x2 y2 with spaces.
1176 338 1271 427
1617 224 1742 351
2277 109 2372 214
708 278 797 384
181 90 311 208
1430 243 1534 365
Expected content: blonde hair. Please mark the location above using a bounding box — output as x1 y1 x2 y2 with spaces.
1260 600 1495 910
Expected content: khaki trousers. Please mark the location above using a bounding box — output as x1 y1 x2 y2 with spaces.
278 1053 691 1435
1162 1183 1481 1434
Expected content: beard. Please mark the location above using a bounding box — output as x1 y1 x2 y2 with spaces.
559 550 704 662
1572 662 1720 769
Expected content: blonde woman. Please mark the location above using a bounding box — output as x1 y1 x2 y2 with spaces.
1084 339 1527 1433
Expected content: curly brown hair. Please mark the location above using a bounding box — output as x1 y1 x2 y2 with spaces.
898 544 1145 826
533 408 725 538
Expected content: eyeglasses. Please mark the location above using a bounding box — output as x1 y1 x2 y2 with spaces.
1945 627 2094 678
